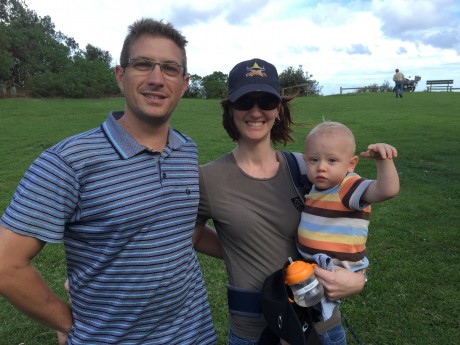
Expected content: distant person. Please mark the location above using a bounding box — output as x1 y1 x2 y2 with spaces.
0 18 220 344
393 68 405 98
196 58 368 345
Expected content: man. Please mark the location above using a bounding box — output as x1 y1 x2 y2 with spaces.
393 68 405 98
0 18 218 344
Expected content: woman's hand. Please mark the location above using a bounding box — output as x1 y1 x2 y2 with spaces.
314 266 365 301
57 331 68 345
64 279 71 302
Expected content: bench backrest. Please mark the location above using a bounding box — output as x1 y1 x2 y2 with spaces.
426 80 454 85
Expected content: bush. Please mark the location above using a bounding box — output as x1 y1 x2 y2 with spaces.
28 59 119 98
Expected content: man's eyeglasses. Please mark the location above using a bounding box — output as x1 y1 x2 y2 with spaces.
125 58 184 78
231 94 280 111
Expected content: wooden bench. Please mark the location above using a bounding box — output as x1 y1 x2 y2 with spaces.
426 80 454 92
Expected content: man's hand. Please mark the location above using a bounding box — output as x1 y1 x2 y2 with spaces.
57 279 71 344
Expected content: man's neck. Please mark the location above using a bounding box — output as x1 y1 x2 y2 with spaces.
118 114 170 152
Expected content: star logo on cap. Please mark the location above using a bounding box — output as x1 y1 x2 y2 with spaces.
246 62 267 77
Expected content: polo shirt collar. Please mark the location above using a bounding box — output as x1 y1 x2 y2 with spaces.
102 111 184 159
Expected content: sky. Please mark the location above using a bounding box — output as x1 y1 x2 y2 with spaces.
23 0 460 95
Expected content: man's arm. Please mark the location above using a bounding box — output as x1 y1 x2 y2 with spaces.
360 143 400 203
0 226 73 333
192 221 223 259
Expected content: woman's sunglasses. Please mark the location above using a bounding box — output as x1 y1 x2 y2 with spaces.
231 94 280 111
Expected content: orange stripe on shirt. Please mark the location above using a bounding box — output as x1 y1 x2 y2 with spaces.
297 237 366 254
306 199 349 211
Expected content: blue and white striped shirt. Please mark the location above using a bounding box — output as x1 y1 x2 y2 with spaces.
1 112 217 344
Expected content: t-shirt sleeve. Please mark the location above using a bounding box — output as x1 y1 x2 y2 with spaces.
1 150 80 243
339 175 375 210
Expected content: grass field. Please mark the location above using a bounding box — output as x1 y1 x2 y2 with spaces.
0 92 459 344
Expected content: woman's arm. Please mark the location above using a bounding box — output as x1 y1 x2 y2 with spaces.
313 266 366 301
192 221 224 259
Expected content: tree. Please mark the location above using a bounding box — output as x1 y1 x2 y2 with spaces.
279 65 322 96
360 83 380 93
201 71 227 99
84 44 112 66
29 59 118 98
0 22 14 83
382 80 393 92
0 0 118 97
1 0 72 87
184 74 204 98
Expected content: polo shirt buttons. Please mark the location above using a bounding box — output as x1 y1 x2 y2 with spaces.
162 172 167 179
186 188 191 195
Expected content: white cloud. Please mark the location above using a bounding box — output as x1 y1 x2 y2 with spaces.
373 0 460 52
22 0 460 94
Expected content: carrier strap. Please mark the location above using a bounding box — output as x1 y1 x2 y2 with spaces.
280 151 312 201
227 285 262 317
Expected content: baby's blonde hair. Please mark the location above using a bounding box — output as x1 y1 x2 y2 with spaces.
306 121 356 154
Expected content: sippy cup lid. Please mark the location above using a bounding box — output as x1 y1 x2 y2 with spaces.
285 259 315 285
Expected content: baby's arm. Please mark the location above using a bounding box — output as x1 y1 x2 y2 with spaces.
360 143 400 203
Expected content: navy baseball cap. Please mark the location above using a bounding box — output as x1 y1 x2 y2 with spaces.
227 58 281 102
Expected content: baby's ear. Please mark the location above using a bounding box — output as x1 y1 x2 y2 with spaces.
348 156 359 172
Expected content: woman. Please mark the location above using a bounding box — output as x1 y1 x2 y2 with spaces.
196 58 366 345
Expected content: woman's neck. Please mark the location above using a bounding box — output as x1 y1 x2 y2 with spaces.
232 142 279 178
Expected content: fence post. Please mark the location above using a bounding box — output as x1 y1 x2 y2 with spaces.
340 87 343 95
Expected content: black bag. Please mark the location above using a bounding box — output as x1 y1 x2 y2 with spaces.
259 261 322 345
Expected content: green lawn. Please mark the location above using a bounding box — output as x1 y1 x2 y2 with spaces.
0 92 459 344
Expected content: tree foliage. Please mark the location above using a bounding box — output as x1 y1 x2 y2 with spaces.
0 22 13 80
0 0 118 97
279 65 322 96
201 71 228 99
184 74 205 98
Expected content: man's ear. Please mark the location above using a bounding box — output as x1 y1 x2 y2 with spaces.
348 156 359 172
181 74 190 97
115 65 124 94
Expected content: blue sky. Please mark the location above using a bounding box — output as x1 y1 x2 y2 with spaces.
25 0 460 95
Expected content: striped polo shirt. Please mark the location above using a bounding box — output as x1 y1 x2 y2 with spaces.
297 172 374 271
1 112 217 344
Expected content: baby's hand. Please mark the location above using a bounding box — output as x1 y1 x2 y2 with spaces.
360 143 398 160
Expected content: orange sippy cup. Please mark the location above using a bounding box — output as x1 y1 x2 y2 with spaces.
285 257 324 307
